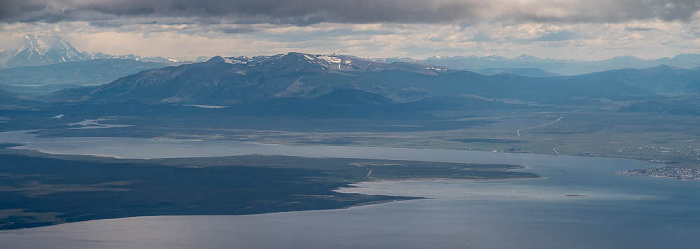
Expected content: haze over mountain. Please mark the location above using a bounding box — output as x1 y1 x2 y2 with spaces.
0 59 166 86
410 54 700 75
568 65 700 96
473 68 560 77
0 59 167 96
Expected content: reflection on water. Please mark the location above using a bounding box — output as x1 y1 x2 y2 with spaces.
336 179 658 201
1 131 700 249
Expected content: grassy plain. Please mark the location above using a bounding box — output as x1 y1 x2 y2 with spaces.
28 109 694 168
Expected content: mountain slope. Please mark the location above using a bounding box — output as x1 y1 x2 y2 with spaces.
59 53 449 104
621 89 700 115
229 89 515 118
567 65 700 95
52 52 655 106
239 89 400 118
0 89 25 106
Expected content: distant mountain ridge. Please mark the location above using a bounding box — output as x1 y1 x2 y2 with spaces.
380 53 700 75
568 65 700 95
0 59 166 86
621 89 700 116
474 68 559 77
3 34 698 76
0 59 167 96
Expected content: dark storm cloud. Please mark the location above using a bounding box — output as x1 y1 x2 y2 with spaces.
1 0 699 25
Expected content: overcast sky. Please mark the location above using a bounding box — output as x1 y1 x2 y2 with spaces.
0 0 698 60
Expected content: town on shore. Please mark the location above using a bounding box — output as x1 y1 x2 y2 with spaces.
620 167 700 181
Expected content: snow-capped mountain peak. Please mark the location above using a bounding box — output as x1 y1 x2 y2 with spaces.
0 34 90 68
514 54 543 62
0 34 186 68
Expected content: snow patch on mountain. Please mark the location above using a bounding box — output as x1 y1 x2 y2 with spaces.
223 56 252 65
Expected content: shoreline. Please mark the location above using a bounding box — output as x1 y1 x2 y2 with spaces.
0 129 681 231
0 148 534 231
0 197 419 232
0 129 675 168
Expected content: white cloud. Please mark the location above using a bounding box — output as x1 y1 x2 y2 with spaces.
0 13 698 60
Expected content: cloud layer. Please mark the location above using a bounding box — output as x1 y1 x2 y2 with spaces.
1 0 699 25
0 1 698 60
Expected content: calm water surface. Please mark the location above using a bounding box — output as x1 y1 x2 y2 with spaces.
1 131 699 249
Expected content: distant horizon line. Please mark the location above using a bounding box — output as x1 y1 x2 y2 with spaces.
96 51 700 64
2 33 699 63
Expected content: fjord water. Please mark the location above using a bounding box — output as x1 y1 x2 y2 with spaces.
1 131 700 249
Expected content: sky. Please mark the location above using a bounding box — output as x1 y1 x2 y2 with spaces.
0 0 699 60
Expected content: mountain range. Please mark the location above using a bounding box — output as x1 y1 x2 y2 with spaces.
472 68 560 77
0 34 696 117
399 54 700 75
52 52 684 109
564 65 700 96
621 89 700 116
2 34 700 102
3 34 700 76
